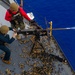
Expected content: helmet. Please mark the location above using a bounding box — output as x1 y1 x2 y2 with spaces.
10 3 18 12
0 25 9 34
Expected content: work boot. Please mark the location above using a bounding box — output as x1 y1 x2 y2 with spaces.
2 60 11 64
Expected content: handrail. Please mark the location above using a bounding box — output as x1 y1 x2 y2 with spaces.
2 0 10 6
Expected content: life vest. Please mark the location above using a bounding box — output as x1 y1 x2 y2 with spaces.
7 8 24 24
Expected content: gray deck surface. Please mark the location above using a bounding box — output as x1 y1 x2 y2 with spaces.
0 0 75 75
0 36 74 75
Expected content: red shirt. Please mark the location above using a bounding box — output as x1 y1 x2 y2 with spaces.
5 7 31 21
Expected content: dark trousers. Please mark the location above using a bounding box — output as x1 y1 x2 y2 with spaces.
0 34 11 60
10 20 25 30
0 45 11 60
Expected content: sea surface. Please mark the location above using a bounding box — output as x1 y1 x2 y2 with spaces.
17 0 75 70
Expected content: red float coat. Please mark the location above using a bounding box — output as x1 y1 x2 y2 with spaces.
5 7 31 21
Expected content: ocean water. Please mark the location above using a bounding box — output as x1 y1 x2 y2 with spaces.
17 0 75 70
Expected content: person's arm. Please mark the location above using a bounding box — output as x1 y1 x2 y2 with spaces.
19 7 31 21
0 34 15 44
0 32 17 44
5 10 12 21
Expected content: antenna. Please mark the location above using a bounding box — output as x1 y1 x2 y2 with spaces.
44 17 48 28
20 0 23 7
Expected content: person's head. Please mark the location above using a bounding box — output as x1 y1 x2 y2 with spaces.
0 25 9 34
10 3 19 12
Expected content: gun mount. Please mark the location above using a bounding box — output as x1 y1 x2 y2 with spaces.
16 29 49 53
16 28 65 62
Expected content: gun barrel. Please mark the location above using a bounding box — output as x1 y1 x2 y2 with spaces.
47 28 71 30
16 29 47 36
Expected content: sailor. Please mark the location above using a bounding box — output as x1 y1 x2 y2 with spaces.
0 25 17 64
5 2 31 30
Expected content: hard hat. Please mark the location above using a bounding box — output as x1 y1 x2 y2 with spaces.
0 25 9 34
10 3 18 12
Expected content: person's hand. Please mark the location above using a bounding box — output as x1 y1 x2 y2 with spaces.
12 32 17 38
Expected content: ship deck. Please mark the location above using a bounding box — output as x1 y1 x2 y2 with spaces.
0 0 74 75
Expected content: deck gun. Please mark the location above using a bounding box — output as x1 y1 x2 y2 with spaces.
17 29 48 36
16 28 49 53
15 21 66 63
16 29 66 62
